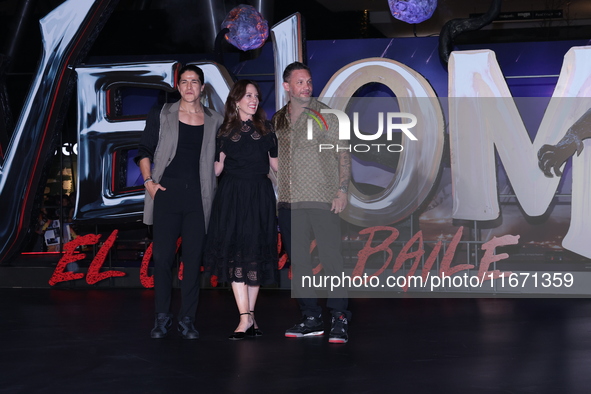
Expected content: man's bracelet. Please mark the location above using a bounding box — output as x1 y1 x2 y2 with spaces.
143 177 154 186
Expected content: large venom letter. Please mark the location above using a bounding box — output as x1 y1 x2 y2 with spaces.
320 58 445 227
449 48 591 258
74 61 233 222
0 0 118 264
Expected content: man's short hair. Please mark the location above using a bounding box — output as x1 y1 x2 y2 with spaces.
283 62 311 83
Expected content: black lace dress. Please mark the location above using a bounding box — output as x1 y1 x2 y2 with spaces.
204 120 278 286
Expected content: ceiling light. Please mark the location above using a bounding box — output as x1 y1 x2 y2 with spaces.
388 0 437 24
222 4 269 51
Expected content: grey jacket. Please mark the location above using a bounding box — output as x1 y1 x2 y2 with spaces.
142 100 223 227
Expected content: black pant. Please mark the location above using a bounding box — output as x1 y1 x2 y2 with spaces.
278 207 350 320
152 177 205 320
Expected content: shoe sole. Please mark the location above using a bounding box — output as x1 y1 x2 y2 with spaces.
178 329 199 340
151 326 171 339
285 331 324 338
328 337 348 344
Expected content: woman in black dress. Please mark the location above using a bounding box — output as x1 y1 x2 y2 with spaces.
205 80 278 340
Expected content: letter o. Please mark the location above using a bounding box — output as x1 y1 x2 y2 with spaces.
320 58 445 226
387 144 404 152
352 275 363 287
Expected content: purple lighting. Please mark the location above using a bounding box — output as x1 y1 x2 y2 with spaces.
388 0 437 24
221 4 269 51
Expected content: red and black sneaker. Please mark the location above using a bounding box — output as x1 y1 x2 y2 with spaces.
285 315 324 337
328 313 348 344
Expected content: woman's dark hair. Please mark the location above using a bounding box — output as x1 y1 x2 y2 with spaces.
177 64 204 85
219 80 269 137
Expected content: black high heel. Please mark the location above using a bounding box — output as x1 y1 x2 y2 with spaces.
247 310 263 337
229 312 252 341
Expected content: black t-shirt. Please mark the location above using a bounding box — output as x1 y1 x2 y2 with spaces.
162 122 203 181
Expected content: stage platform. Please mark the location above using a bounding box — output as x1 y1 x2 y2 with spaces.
1 288 591 393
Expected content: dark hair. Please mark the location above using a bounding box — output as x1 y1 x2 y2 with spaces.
219 80 269 137
177 64 204 85
282 61 310 82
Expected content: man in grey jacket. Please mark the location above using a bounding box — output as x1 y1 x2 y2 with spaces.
136 65 223 339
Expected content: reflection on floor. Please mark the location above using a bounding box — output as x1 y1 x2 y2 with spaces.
1 288 591 393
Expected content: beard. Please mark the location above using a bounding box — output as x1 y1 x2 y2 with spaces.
291 95 312 105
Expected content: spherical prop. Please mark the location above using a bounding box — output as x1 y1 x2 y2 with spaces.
388 0 437 24
221 4 269 51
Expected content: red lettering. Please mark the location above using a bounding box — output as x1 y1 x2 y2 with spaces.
353 226 399 279
48 226 517 292
140 242 154 288
277 232 288 270
393 230 425 273
48 234 101 286
86 230 126 285
393 231 425 291
140 237 182 288
176 237 183 280
310 240 323 275
393 227 466 291
439 226 471 276
478 234 519 281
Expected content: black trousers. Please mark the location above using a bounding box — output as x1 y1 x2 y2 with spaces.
152 177 205 320
278 207 350 320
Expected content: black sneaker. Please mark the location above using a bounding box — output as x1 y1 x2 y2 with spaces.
285 315 324 337
328 313 348 344
178 316 199 340
151 312 172 339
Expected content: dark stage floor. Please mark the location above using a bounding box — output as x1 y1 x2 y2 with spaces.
2 288 591 393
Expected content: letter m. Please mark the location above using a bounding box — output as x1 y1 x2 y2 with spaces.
449 48 591 258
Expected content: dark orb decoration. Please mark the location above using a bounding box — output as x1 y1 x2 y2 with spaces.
221 4 269 51
388 0 437 24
